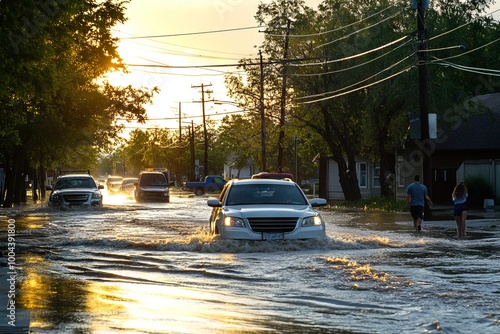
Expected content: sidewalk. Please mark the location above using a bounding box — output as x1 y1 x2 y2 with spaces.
430 205 500 221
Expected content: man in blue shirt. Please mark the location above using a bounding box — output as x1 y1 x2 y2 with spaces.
407 174 433 232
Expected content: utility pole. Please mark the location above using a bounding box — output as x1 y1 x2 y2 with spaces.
278 19 292 173
192 83 212 179
178 102 182 142
259 49 266 172
189 120 196 181
416 0 432 218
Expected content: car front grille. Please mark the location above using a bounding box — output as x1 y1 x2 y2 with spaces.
140 191 167 201
247 217 299 233
62 194 90 205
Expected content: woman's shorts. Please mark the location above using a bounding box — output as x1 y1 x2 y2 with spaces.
454 202 468 216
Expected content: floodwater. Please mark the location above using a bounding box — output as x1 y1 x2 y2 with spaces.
1 192 500 334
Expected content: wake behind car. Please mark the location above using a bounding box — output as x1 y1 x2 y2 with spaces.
207 179 327 240
118 177 138 197
134 171 170 203
47 173 104 207
106 175 123 193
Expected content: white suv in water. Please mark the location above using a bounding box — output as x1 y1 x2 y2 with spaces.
207 178 327 240
47 173 104 207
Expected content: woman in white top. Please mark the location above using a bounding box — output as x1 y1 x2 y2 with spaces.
452 182 468 239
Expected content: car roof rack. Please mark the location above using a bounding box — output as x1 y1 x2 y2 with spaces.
58 170 91 176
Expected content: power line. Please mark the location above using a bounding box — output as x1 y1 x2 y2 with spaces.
428 36 500 62
291 35 412 67
315 10 404 49
431 59 500 76
292 38 414 77
264 4 400 38
119 26 262 39
298 65 414 104
296 52 416 101
429 7 500 41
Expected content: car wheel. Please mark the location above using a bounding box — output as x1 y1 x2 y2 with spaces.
195 188 204 196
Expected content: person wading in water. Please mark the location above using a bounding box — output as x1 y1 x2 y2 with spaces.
407 174 433 233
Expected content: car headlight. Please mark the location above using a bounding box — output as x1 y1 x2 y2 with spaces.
223 217 245 227
302 215 323 227
92 192 102 199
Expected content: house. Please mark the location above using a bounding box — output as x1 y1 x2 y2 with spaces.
427 93 500 205
321 93 500 204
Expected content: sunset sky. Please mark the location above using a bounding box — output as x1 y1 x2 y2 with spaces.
109 0 500 133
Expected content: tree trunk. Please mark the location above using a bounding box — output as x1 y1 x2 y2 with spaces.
2 157 13 207
332 150 362 202
379 150 395 198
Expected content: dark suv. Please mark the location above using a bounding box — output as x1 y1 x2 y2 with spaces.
134 171 170 203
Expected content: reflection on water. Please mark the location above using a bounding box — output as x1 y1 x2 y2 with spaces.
5 201 500 333
20 255 90 331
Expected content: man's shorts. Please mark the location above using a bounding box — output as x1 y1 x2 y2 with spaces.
410 205 424 220
454 203 468 216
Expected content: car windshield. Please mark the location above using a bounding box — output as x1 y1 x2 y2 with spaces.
226 184 307 205
122 178 137 185
141 174 167 186
55 178 97 190
108 177 122 183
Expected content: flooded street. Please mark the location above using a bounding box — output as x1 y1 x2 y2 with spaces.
2 193 500 333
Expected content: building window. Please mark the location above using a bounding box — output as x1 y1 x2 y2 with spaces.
373 166 380 188
397 157 405 188
358 162 367 188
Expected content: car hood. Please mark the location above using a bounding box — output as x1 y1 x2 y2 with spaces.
53 188 98 194
139 185 168 190
224 205 315 218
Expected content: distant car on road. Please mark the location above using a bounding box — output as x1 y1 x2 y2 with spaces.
134 171 170 203
207 178 327 240
47 173 104 207
184 175 227 196
106 175 123 193
119 177 138 196
251 172 294 180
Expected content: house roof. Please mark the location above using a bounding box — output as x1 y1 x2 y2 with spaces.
434 93 500 151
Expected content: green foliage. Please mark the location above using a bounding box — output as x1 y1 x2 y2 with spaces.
337 196 408 212
463 175 494 207
0 0 161 204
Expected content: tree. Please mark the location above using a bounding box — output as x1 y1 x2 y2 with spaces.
0 0 157 206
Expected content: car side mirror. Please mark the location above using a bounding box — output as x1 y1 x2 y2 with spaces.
207 199 222 207
309 198 327 207
98 185 104 190
46 185 53 191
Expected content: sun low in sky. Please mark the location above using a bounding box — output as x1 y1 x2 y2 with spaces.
109 0 287 132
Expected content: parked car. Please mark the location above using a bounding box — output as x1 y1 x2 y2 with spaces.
106 175 123 193
119 177 138 196
134 171 170 203
251 172 294 180
184 175 227 196
207 178 327 240
47 174 104 207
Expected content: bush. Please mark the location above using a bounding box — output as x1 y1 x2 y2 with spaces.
463 175 494 208
336 196 408 212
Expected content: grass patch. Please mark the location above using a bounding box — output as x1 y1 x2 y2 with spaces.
333 196 408 213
